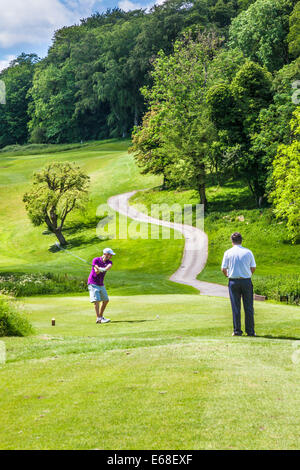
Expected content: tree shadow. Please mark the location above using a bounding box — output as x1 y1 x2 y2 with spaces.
282 238 300 245
49 244 60 253
66 235 99 248
48 234 99 253
63 217 103 235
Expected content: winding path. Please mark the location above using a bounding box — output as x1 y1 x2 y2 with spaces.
108 190 229 298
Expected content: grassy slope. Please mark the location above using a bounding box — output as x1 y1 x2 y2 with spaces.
1 141 300 450
0 294 299 449
0 140 194 295
130 180 300 286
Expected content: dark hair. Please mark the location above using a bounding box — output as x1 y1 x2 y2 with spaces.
231 232 242 244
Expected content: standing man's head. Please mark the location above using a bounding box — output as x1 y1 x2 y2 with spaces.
231 232 242 245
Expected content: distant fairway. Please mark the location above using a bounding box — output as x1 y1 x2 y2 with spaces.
0 294 300 450
1 140 299 450
0 139 194 295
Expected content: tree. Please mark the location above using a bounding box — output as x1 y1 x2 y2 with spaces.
229 0 297 72
23 162 90 245
288 1 300 59
269 109 300 242
0 53 39 148
206 60 273 205
93 19 146 137
250 58 300 190
28 59 80 144
140 30 222 206
130 108 172 188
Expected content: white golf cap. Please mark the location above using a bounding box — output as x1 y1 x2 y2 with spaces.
103 247 116 255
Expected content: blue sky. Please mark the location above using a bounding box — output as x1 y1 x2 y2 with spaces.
0 0 162 71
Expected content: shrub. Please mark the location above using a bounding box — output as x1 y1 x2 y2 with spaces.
0 272 87 297
0 142 86 155
0 296 34 337
253 274 300 305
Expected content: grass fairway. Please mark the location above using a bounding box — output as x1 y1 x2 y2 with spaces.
1 140 299 450
0 139 195 295
1 294 300 450
131 185 300 287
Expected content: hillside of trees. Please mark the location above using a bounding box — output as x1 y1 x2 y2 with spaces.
0 0 299 238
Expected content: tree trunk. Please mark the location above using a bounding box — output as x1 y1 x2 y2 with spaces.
134 104 139 127
162 173 169 190
197 164 207 210
54 229 67 246
198 183 207 209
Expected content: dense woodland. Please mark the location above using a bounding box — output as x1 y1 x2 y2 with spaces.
0 0 299 238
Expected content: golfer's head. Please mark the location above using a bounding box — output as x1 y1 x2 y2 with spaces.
231 232 242 245
103 247 116 259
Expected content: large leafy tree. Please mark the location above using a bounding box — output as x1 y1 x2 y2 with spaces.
130 108 172 188
269 109 300 242
28 24 110 143
27 26 86 144
28 60 79 144
26 2 242 143
23 162 90 245
250 58 300 188
288 1 300 59
94 18 146 137
207 60 273 204
229 0 298 72
138 30 222 206
0 53 39 148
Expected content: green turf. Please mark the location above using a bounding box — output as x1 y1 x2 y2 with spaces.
0 294 299 450
1 140 299 450
0 139 195 295
130 184 300 286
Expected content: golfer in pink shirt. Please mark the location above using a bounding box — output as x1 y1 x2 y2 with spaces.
87 247 115 324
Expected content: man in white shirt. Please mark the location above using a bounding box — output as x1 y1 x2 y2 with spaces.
221 232 256 336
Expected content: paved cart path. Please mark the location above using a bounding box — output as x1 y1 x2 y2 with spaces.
108 190 229 297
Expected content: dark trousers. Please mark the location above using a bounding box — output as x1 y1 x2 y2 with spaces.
228 278 255 335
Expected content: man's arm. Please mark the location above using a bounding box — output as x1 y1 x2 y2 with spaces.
221 252 228 277
222 268 228 278
250 252 256 275
94 263 112 274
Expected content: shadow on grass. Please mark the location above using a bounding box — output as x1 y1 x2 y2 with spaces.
257 335 300 341
48 234 99 253
63 216 103 235
282 238 300 245
66 235 99 248
112 320 156 323
49 244 60 253
158 176 259 213
206 188 258 213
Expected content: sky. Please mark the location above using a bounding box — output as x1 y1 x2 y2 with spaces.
0 0 164 71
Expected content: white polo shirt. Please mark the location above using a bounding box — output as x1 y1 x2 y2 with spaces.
221 245 256 279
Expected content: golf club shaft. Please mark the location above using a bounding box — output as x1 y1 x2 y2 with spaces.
55 242 91 265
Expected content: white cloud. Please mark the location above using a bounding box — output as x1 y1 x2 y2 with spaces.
0 55 16 72
0 0 99 48
118 0 143 11
118 0 166 12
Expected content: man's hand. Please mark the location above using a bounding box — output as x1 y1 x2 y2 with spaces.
222 268 228 278
94 265 106 273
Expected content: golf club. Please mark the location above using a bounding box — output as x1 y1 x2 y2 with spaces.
55 242 91 266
